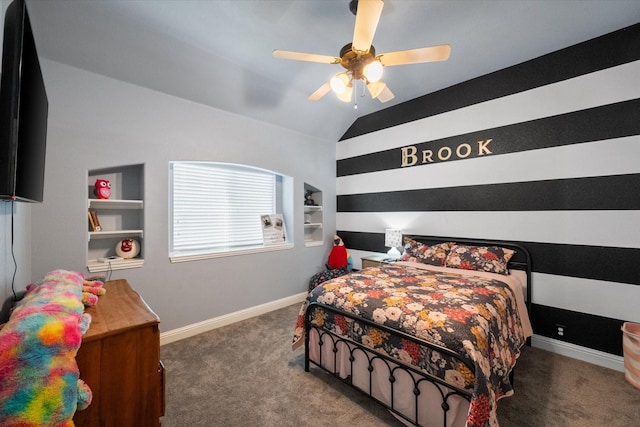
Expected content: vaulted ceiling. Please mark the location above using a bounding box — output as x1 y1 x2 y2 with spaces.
26 0 640 142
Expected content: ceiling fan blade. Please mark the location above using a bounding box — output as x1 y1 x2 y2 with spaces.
273 50 341 64
377 85 395 103
366 80 386 99
352 0 384 53
378 45 451 66
308 81 331 101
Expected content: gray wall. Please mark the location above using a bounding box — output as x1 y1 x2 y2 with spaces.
21 59 336 332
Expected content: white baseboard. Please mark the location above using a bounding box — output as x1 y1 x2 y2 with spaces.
160 292 307 346
531 334 624 372
160 299 625 374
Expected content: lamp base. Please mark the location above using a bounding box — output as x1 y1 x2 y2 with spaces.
386 247 401 261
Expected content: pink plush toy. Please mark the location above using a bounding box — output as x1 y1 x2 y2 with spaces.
94 179 111 199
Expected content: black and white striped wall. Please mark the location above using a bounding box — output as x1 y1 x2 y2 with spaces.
336 24 640 370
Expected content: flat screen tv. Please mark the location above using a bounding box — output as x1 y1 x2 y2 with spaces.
0 0 48 203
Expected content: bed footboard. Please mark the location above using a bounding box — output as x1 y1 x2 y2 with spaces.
304 302 473 427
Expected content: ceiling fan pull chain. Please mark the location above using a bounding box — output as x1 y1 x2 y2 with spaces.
354 89 358 109
354 79 359 109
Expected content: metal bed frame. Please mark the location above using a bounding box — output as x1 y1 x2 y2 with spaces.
303 235 532 427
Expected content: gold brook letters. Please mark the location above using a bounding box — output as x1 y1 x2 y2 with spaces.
401 139 493 167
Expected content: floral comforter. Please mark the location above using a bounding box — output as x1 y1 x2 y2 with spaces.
292 263 529 427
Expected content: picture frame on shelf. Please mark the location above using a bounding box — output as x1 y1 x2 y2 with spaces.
261 213 287 247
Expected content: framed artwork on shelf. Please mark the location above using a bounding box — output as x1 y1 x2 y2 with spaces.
261 214 287 247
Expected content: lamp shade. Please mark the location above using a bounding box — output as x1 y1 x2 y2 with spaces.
336 83 353 102
384 229 402 248
331 72 353 102
363 60 383 83
330 72 350 94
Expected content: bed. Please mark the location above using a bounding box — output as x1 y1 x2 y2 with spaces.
292 236 533 427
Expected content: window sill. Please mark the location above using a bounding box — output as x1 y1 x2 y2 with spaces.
170 243 294 263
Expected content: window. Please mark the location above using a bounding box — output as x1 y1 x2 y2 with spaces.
169 162 293 262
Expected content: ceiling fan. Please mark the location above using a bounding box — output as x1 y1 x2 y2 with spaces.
273 0 450 104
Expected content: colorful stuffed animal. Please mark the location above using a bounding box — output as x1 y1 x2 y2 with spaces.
0 270 93 426
326 235 353 270
81 274 107 307
308 235 353 291
94 179 111 199
76 379 93 410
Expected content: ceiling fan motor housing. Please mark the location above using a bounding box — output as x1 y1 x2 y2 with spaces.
339 43 376 80
349 0 359 16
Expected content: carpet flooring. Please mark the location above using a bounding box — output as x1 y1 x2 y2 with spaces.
160 303 640 426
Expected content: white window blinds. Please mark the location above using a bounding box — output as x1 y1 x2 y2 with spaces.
170 162 276 257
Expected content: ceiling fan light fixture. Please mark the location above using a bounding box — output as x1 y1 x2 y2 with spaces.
272 0 449 105
330 72 350 94
363 59 383 83
336 83 353 103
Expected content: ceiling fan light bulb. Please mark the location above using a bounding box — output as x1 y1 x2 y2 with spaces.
330 75 345 94
364 60 383 83
336 84 353 103
330 73 350 94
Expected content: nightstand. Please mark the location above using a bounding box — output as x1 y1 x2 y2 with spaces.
361 255 396 268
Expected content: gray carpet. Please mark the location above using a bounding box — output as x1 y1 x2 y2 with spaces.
160 304 640 426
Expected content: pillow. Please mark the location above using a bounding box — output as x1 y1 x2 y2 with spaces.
444 244 514 275
401 238 455 266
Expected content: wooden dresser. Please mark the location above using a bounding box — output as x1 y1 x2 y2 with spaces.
73 279 165 427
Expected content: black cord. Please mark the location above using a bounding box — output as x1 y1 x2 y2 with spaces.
10 200 18 301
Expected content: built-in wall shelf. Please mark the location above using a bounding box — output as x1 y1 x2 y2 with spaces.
88 199 143 210
304 183 323 247
87 164 144 272
86 258 145 273
88 230 144 242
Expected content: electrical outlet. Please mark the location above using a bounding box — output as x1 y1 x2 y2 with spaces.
555 324 566 337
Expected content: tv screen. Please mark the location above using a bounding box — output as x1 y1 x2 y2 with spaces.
0 0 48 203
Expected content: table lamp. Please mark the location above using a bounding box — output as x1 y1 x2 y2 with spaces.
385 229 403 260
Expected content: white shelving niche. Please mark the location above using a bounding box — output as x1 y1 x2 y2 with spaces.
303 183 323 247
87 164 145 273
